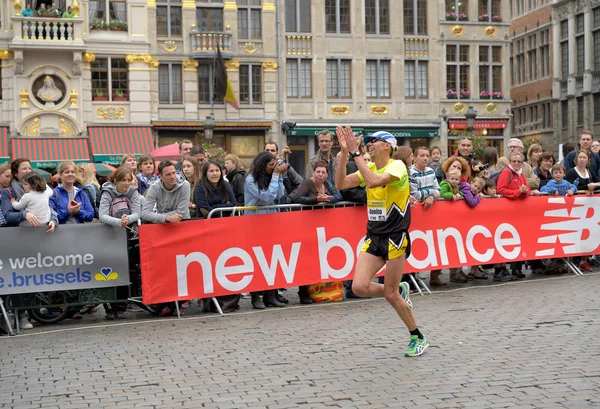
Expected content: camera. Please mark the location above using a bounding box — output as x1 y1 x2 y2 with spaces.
276 158 287 166
281 121 297 132
479 163 491 171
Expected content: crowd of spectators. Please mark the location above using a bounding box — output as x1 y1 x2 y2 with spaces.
1 129 599 332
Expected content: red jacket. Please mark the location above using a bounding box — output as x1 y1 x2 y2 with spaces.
497 166 530 199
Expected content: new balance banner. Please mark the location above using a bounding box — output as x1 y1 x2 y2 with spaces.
0 224 130 295
139 196 600 304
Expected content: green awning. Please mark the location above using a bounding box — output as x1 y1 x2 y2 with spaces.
288 127 364 137
365 129 439 138
0 157 8 164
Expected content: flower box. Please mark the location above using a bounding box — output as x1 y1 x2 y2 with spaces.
93 96 109 101
460 90 471 99
479 91 491 99
446 90 458 99
492 92 504 100
458 14 468 21
491 15 503 22
445 12 457 21
479 14 489 22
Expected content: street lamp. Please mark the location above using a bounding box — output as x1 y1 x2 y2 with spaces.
203 115 215 140
465 106 477 133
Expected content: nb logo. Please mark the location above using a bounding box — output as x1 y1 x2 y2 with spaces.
535 197 600 257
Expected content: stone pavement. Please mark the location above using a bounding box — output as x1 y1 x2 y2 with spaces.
1 272 599 409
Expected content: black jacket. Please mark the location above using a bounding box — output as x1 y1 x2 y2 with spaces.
340 156 366 203
226 168 246 206
194 182 236 218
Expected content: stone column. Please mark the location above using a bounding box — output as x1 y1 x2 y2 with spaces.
263 61 278 142
183 60 199 119
0 51 15 129
182 0 196 54
126 54 158 125
551 20 561 100
224 1 238 54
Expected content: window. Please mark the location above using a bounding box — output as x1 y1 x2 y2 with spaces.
479 46 502 94
91 58 129 101
403 0 427 35
527 34 537 81
540 29 550 78
239 64 262 105
88 0 127 23
287 59 312 99
577 97 584 125
510 43 514 86
446 0 468 18
285 0 311 33
326 59 351 98
516 38 525 84
594 93 600 122
159 64 183 105
560 20 569 79
238 0 261 40
157 0 182 37
541 102 552 129
365 0 389 35
562 100 568 129
404 60 428 99
446 45 470 98
560 20 568 40
594 9 600 71
197 4 224 32
366 60 390 99
478 0 500 21
325 0 350 34
198 64 223 104
576 14 584 75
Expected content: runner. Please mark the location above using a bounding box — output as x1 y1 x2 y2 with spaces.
335 125 428 357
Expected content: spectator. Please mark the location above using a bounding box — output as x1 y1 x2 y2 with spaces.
77 163 100 205
120 154 139 190
540 164 577 196
50 161 95 224
37 3 47 15
190 145 206 165
99 167 142 319
481 146 500 181
306 130 338 183
195 160 236 219
11 171 53 225
483 179 497 197
496 138 539 189
363 152 372 164
436 156 470 183
592 140 600 155
392 146 413 167
527 143 543 170
181 156 201 218
136 154 158 196
264 141 303 202
460 176 485 208
429 146 442 171
561 142 576 165
22 3 35 17
535 151 555 189
0 164 11 189
454 137 483 174
565 150 600 194
61 6 74 18
174 140 193 171
564 131 600 176
141 161 190 224
290 161 342 205
339 135 367 203
224 154 246 205
440 169 463 201
244 151 287 309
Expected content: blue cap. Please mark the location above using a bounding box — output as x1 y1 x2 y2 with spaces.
363 131 397 149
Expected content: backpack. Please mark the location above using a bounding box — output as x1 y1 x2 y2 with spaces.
109 195 132 219
81 185 100 219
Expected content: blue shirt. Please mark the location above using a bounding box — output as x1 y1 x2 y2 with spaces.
22 8 34 17
243 173 284 215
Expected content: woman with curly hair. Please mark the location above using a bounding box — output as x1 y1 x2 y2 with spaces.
244 151 287 309
435 155 471 183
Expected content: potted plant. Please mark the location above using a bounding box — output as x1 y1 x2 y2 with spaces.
445 12 457 21
479 90 491 99
108 20 128 32
460 89 471 99
479 13 489 22
113 89 128 101
492 91 504 100
89 19 107 31
458 13 468 21
446 89 458 99
93 89 108 101
492 15 503 22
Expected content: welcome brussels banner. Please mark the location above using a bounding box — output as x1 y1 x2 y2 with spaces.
139 195 600 304
0 224 129 295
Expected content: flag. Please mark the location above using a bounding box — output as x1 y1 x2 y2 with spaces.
214 45 239 110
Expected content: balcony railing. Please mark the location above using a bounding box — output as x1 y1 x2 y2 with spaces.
286 35 312 55
11 16 84 45
190 31 232 57
404 37 429 58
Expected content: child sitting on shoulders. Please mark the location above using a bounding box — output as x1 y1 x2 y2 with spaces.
11 171 53 226
440 169 463 201
460 176 485 208
540 164 577 196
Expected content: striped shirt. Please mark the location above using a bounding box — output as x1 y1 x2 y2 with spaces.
409 165 440 202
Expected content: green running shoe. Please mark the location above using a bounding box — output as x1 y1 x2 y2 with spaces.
405 335 429 357
400 282 413 310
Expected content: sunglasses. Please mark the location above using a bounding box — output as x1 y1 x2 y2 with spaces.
363 136 386 145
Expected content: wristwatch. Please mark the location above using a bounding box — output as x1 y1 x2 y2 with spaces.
350 151 361 158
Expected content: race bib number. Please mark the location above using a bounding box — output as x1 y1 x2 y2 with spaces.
367 200 387 222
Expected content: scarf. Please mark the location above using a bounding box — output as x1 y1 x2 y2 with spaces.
508 164 523 176
11 179 25 200
137 172 158 187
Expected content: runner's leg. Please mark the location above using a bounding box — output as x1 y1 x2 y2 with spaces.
383 254 417 331
351 252 385 297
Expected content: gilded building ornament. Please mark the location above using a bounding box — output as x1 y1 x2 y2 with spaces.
13 0 23 15
160 41 180 53
19 88 29 107
224 60 240 71
98 107 125 120
82 52 96 63
59 118 76 136
125 54 158 67
370 105 389 115
147 0 156 7
262 61 278 72
224 1 237 10
451 25 465 37
330 105 350 115
69 89 78 108
71 0 80 17
485 102 498 114
183 60 199 71
24 117 40 137
240 42 260 54
484 26 497 37
262 2 276 11
0 50 14 60
453 102 466 113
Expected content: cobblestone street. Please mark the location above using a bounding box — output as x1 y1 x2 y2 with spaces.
1 272 599 409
